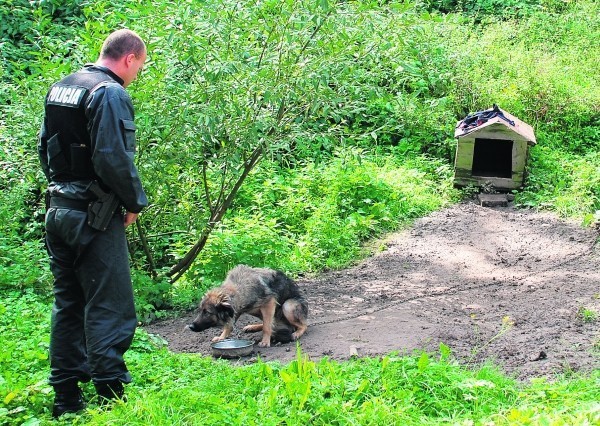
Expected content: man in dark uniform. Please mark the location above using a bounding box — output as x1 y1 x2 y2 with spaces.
38 29 148 418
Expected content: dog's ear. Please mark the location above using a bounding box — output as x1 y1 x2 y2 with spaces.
216 293 233 314
215 292 230 304
216 300 235 318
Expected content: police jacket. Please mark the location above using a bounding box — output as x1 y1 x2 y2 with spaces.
38 64 147 214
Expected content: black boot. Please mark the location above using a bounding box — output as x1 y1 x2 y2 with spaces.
52 381 85 418
94 381 125 405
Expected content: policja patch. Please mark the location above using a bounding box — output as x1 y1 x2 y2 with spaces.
46 84 86 108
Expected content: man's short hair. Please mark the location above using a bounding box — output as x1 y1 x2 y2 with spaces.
100 29 146 60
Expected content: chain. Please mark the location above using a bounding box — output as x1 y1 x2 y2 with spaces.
308 280 500 327
308 244 595 328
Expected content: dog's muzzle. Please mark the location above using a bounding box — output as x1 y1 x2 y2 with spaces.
186 324 201 332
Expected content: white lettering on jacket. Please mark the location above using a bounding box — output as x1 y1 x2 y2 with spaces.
47 85 86 108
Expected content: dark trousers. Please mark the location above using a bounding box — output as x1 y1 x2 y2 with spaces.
45 207 137 386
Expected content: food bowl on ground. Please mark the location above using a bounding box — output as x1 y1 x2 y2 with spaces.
211 339 255 358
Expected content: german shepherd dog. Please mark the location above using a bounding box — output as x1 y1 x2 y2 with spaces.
187 265 308 347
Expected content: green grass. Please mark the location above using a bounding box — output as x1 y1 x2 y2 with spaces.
578 307 598 324
1 290 598 425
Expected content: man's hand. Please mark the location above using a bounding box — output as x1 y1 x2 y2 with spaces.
124 211 139 227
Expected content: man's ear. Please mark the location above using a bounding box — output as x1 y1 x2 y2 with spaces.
126 53 136 66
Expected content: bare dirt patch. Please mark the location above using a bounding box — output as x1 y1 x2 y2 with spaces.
144 202 600 380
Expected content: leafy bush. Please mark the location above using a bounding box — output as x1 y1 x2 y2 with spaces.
0 0 89 81
132 270 172 323
181 150 456 283
517 146 600 218
0 166 49 290
0 290 51 424
422 0 565 18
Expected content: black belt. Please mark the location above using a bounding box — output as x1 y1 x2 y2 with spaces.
49 197 90 211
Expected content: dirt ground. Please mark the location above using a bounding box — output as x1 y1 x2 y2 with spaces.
144 201 600 380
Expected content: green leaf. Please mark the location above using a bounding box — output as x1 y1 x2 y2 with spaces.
439 342 451 361
417 352 429 372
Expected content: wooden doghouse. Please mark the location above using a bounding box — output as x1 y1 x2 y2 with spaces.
454 106 536 190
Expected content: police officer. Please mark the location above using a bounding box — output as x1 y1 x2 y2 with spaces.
38 29 148 418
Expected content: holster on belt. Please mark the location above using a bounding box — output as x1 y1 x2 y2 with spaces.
87 181 120 231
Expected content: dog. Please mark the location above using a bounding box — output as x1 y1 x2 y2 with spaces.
186 265 308 347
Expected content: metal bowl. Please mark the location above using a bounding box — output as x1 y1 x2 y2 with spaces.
211 339 255 359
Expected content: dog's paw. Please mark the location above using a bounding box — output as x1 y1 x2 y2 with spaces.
258 340 271 348
211 336 225 342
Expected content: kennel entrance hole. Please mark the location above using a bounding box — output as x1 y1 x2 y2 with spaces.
472 138 513 178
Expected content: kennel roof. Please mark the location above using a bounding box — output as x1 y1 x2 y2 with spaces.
454 107 536 145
